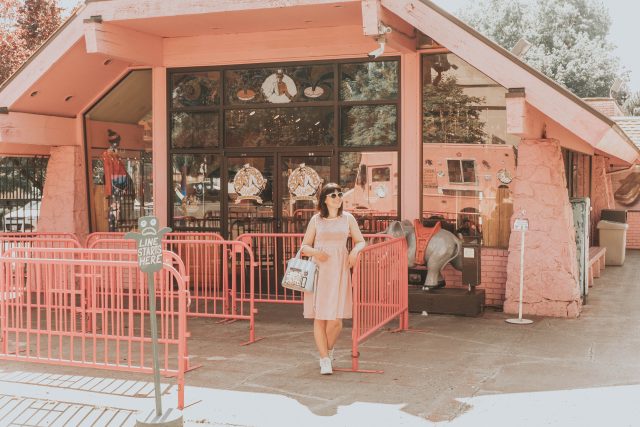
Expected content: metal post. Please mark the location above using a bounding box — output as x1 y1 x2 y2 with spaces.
506 226 533 325
148 272 163 417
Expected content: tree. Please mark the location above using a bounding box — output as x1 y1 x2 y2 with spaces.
423 75 486 144
0 0 63 84
17 0 62 48
623 92 640 116
460 0 627 98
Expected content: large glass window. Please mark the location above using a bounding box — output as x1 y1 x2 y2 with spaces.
85 70 153 232
168 59 401 232
171 154 221 230
422 54 518 248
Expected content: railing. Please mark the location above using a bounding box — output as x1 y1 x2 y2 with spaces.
85 231 223 248
348 237 409 372
89 236 256 344
0 248 189 409
236 233 394 305
0 237 81 256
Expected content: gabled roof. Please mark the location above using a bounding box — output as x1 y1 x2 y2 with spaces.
0 0 637 163
613 117 640 149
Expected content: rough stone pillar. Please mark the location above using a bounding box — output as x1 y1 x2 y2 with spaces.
590 155 614 245
504 139 581 318
38 146 89 239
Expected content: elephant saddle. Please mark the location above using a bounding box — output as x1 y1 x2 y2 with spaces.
413 219 441 266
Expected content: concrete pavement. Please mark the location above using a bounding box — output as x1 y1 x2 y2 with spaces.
1 250 639 426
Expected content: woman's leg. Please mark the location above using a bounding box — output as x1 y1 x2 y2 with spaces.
314 319 329 358
325 319 343 351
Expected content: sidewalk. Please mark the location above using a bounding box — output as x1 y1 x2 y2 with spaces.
1 251 639 426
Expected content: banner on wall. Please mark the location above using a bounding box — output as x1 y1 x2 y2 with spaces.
611 165 640 210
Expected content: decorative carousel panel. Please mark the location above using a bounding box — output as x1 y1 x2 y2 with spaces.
340 61 399 101
170 112 219 148
224 64 334 105
171 71 220 108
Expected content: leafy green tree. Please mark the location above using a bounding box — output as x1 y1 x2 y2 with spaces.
623 92 640 116
0 0 63 84
423 75 486 144
460 0 627 98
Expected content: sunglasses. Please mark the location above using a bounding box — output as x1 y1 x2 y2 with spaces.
327 192 344 199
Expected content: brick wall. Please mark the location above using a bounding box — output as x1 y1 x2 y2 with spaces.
441 248 509 307
627 211 640 249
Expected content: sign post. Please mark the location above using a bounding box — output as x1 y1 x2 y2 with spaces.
506 212 533 325
126 217 183 426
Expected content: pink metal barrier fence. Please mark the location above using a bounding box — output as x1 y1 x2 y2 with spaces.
88 236 258 344
348 237 409 372
236 233 393 305
0 237 81 256
0 232 80 242
0 248 189 408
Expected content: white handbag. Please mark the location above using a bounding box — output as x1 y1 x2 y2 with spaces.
281 248 318 293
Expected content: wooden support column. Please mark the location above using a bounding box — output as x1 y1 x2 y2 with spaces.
400 52 421 221
152 67 168 226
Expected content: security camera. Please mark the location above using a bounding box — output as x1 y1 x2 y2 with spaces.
368 36 386 59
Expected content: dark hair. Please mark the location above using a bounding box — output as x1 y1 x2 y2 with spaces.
317 183 343 218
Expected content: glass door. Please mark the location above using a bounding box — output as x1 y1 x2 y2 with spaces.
279 153 332 233
225 155 275 238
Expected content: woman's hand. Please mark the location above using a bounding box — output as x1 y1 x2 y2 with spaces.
348 250 359 268
314 250 329 262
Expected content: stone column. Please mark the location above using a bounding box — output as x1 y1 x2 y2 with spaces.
38 145 89 239
504 138 581 318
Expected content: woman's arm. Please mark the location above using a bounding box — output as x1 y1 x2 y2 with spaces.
347 214 366 267
300 216 317 256
300 216 328 261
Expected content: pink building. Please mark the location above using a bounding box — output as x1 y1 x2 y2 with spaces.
0 0 638 318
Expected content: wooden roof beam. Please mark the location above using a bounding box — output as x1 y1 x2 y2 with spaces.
84 20 162 66
0 112 77 147
361 0 416 53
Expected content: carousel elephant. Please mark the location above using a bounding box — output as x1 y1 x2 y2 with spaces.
382 220 463 290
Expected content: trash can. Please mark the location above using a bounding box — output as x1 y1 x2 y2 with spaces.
597 220 629 266
600 209 627 224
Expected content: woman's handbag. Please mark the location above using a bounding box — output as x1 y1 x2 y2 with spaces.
281 249 318 293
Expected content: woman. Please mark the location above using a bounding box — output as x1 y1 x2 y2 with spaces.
300 183 366 375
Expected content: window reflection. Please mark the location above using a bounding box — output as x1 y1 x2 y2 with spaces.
422 53 517 248
171 71 220 108
340 61 398 101
340 151 398 214
341 105 397 146
225 107 333 147
171 112 219 148
171 154 221 230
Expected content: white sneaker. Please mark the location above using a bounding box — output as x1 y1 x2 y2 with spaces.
328 348 335 361
319 357 333 375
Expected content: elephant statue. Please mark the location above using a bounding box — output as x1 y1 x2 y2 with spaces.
382 220 463 290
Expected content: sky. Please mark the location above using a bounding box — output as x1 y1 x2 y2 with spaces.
58 0 639 93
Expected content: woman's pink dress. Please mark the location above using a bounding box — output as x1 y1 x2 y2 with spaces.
303 212 353 320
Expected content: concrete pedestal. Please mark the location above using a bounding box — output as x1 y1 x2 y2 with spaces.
136 409 183 427
409 286 485 317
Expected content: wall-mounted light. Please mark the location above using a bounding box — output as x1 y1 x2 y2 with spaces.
64 95 74 102
30 91 39 97
103 58 113 66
